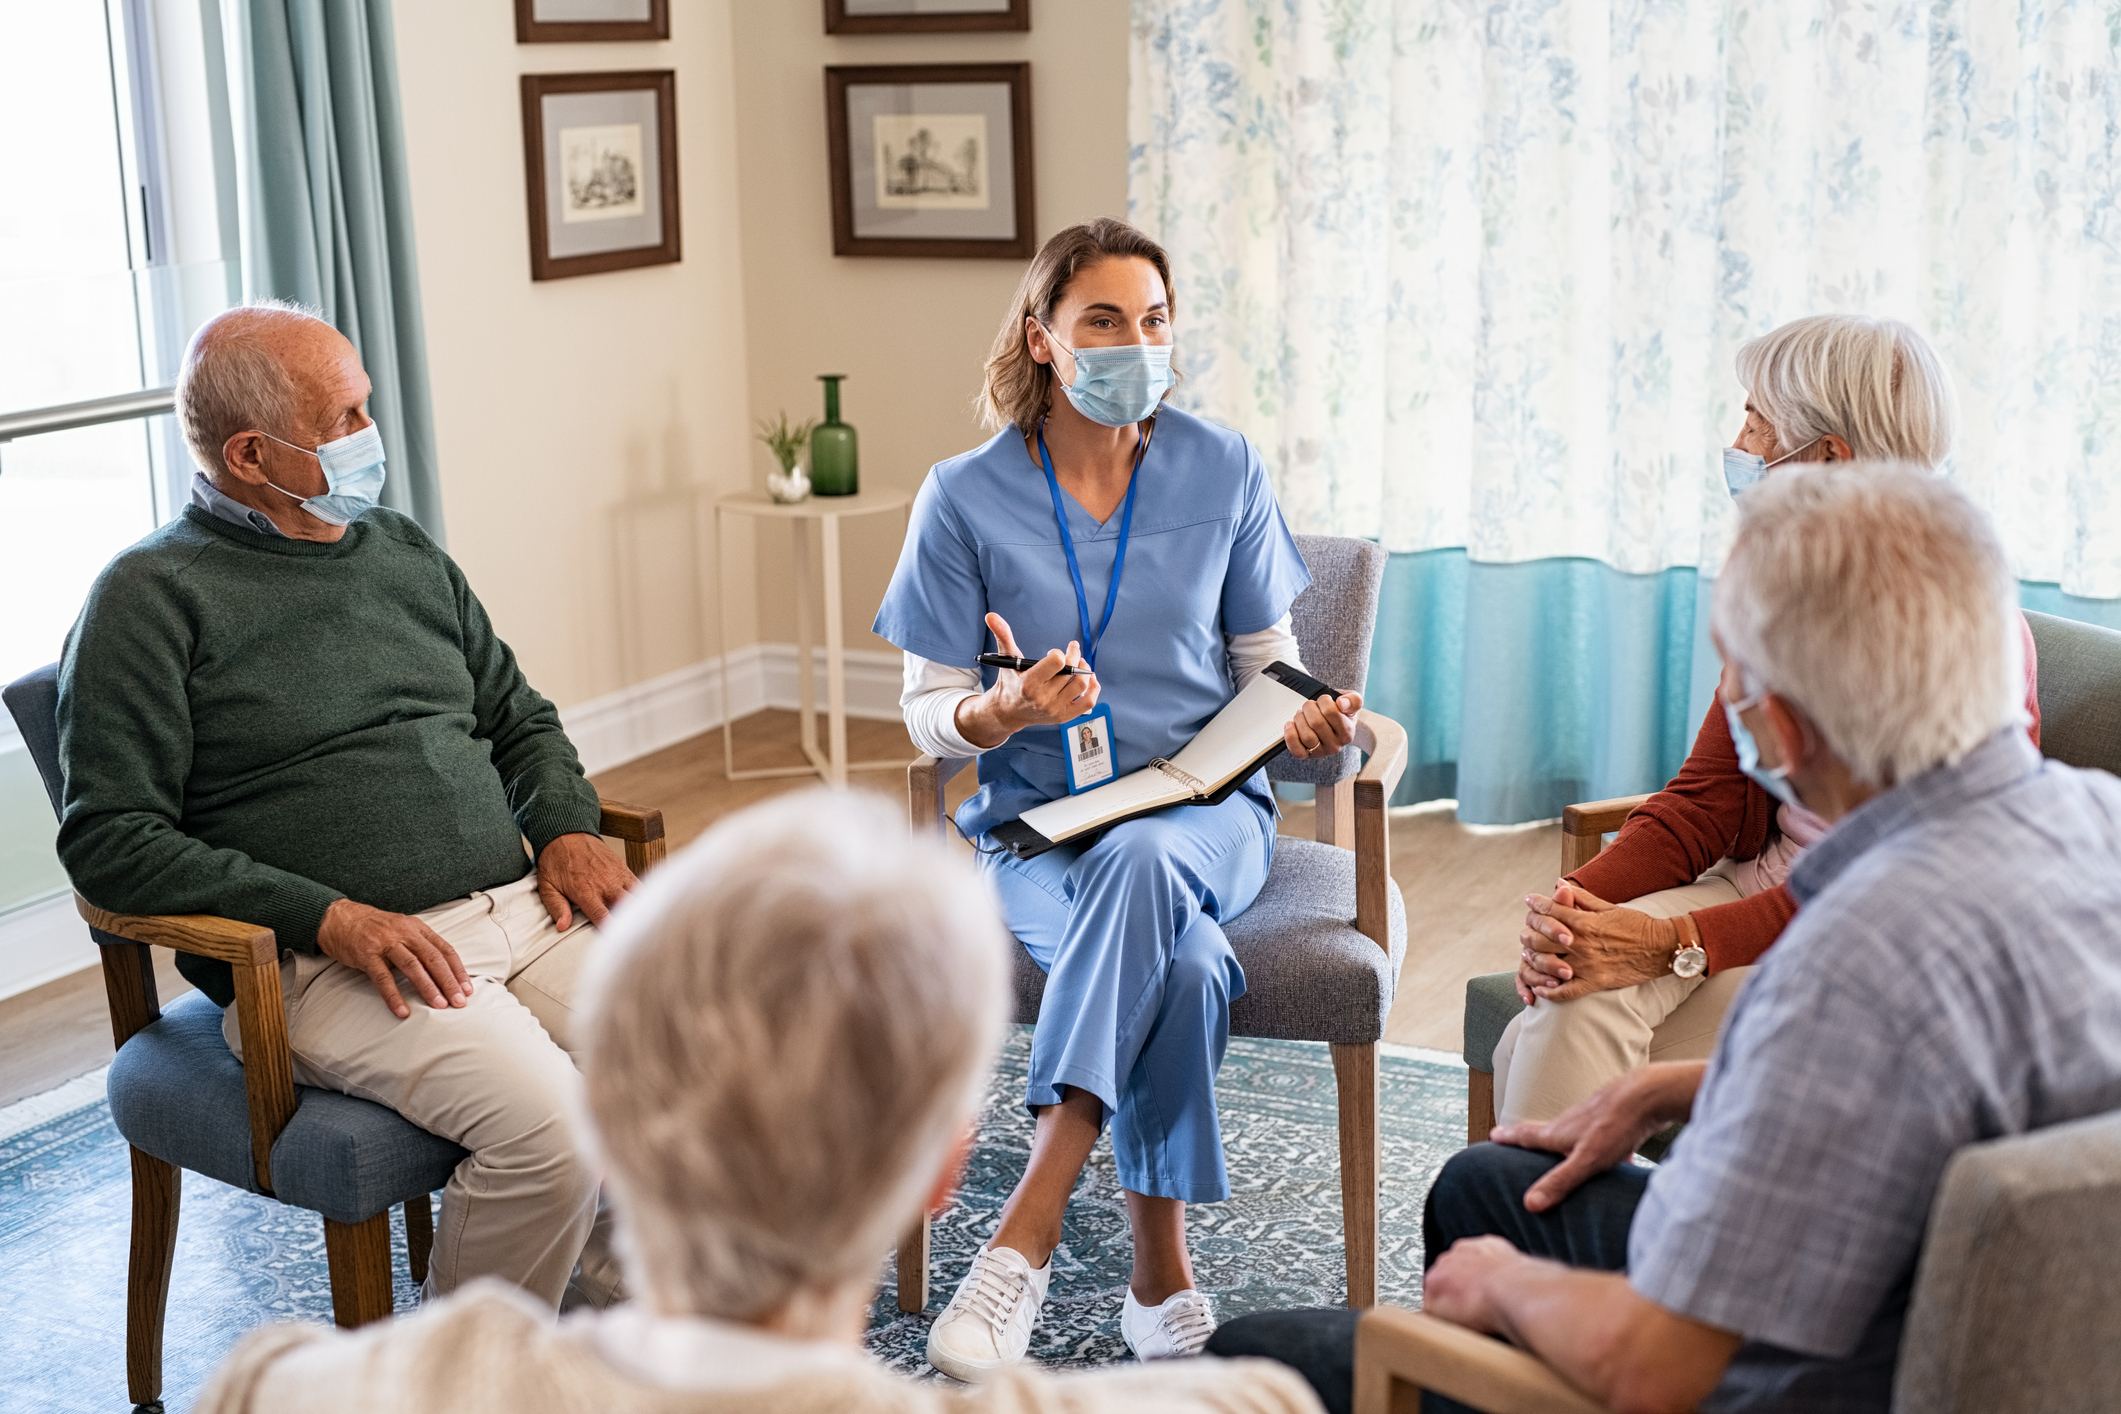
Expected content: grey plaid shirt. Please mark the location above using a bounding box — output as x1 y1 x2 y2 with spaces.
1628 728 2121 1412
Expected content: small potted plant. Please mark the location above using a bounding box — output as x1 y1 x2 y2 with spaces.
755 411 816 504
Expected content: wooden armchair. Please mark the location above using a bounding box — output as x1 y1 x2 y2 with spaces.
7 644 667 1414
1463 795 1650 1144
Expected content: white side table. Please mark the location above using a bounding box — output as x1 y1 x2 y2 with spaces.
714 489 913 788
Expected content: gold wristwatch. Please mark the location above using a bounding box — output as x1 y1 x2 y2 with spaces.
1671 914 1708 979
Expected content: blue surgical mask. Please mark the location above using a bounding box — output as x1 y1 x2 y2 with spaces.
1042 322 1175 427
1722 439 1821 500
1724 690 1801 808
260 421 387 526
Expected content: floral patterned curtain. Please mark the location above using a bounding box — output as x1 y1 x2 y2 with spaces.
1130 0 2121 594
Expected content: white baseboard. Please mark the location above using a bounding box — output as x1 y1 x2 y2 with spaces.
562 642 902 776
0 892 97 1004
0 643 901 1003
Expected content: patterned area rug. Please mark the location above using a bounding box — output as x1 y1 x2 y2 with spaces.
0 1031 1463 1412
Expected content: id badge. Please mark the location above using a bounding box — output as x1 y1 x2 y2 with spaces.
1063 703 1117 793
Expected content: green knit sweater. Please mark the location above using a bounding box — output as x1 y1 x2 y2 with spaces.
56 506 603 1006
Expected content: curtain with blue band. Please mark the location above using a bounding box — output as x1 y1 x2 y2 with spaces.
235 0 444 541
1129 0 2121 823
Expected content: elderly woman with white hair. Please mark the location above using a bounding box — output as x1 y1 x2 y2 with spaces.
1488 313 2044 1128
196 790 1320 1414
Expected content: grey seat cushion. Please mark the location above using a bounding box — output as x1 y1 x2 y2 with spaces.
2024 609 2121 775
1895 1107 2121 1412
1462 971 1525 1072
108 990 465 1225
1008 837 1406 1046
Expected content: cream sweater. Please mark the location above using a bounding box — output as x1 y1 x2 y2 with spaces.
197 1283 1324 1414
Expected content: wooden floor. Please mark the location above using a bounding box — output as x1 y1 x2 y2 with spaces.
0 709 1559 1108
592 708 1557 1053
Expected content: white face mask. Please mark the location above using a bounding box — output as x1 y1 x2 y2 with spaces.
257 421 388 526
1723 437 1822 499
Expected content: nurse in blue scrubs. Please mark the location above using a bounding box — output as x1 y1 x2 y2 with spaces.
874 218 1362 1378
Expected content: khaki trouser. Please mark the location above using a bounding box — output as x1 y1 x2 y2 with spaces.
1492 865 1757 1128
226 872 621 1309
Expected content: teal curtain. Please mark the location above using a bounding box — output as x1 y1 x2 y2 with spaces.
1364 553 2121 825
239 0 443 540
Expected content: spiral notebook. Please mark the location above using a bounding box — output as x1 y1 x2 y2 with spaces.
988 661 1341 860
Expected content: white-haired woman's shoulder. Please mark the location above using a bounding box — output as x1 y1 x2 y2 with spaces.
969 1356 1325 1414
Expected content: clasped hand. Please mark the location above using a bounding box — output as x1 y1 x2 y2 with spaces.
317 832 637 1018
1515 881 1681 1005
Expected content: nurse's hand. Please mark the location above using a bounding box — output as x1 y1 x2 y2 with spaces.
954 612 1102 749
1285 690 1361 759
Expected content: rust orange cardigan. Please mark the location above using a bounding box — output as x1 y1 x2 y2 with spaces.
1568 617 2042 974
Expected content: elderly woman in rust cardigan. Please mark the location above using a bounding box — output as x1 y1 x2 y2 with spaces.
1491 314 2043 1127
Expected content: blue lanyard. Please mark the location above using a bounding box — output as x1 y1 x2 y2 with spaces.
1036 424 1148 672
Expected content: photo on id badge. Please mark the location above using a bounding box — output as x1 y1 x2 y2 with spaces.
1065 703 1116 793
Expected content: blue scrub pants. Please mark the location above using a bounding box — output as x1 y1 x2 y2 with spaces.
981 791 1275 1203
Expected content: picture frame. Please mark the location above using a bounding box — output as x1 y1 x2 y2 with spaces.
514 0 669 44
825 63 1035 260
823 0 1029 34
519 71 681 281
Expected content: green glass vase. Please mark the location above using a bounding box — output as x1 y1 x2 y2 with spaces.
809 374 859 496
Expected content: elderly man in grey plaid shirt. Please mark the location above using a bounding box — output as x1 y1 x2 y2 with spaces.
1212 463 2121 1413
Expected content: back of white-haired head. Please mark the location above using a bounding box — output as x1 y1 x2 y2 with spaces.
1712 463 2023 789
575 788 1010 1321
1736 314 1957 467
174 298 328 480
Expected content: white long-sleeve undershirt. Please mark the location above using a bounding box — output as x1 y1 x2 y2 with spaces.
898 614 1304 760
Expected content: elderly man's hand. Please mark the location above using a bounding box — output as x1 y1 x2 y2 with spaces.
1422 1236 1529 1335
317 898 472 1020
1285 690 1362 760
1515 882 1680 1004
1490 1062 1704 1212
536 832 637 932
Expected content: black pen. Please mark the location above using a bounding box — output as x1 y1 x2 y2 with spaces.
977 652 1085 677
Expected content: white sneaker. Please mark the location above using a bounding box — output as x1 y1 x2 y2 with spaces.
1121 1287 1217 1359
926 1244 1051 1382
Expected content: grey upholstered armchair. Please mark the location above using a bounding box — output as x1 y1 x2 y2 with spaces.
2 662 665 1413
1460 608 2121 1144
894 535 1410 1311
1353 1106 2121 1413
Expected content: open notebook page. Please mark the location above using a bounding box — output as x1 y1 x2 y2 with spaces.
1017 760 1194 841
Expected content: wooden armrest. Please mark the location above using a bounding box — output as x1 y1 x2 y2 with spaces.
1562 794 1652 838
1348 710 1408 955
76 894 276 967
1356 1307 1607 1414
599 797 667 876
77 891 296 1195
908 753 976 833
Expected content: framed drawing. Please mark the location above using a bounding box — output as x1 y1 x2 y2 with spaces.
515 0 669 44
824 0 1029 34
825 63 1034 260
520 71 681 281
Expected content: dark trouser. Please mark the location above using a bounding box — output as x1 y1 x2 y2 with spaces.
1205 1143 1651 1414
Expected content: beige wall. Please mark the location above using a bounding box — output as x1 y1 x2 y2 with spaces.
729 0 1132 654
392 3 757 712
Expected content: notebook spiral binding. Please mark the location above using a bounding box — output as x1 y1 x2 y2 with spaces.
1148 758 1209 797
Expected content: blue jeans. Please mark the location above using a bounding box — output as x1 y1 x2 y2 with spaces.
981 791 1275 1202
1205 1143 1652 1413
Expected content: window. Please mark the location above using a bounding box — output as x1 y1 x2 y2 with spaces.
0 0 237 928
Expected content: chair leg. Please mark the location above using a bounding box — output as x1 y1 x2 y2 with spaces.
896 1213 930 1313
323 1212 395 1328
126 1149 180 1412
1467 1068 1497 1146
1331 1041 1380 1309
404 1193 434 1286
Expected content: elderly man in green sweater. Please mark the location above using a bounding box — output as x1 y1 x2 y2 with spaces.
57 301 634 1310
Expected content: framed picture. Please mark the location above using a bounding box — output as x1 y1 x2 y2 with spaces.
825 63 1035 260
515 0 669 43
519 71 681 281
824 0 1029 34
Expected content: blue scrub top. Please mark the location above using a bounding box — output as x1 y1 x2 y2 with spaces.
873 405 1312 840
